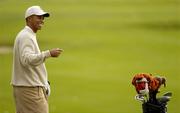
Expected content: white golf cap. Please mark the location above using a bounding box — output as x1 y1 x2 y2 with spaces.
25 6 50 18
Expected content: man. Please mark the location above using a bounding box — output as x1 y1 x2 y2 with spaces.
11 6 63 113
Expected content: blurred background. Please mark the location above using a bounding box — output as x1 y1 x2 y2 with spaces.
0 0 179 113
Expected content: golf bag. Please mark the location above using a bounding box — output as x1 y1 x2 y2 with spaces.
142 91 172 113
132 73 172 113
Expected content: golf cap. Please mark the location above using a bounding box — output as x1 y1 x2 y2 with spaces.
25 6 50 18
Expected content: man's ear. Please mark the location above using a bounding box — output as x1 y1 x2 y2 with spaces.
26 16 32 22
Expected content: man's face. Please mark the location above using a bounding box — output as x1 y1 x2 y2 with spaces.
28 15 44 32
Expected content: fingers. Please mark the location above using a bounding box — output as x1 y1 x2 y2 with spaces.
50 48 64 57
56 48 64 52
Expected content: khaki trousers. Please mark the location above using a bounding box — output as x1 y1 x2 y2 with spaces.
13 86 48 113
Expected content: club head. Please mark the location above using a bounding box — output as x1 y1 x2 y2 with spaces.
157 92 172 103
135 94 146 103
163 92 172 97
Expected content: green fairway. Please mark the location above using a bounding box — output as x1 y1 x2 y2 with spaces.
0 0 180 113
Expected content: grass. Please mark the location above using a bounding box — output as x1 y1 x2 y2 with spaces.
0 0 180 113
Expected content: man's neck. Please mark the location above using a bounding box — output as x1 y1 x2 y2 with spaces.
27 24 37 33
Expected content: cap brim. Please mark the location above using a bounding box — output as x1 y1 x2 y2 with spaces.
43 13 50 17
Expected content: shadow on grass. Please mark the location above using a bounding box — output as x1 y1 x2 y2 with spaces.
130 20 180 30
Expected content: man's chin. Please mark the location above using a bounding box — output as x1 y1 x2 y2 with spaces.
38 27 42 30
38 25 43 30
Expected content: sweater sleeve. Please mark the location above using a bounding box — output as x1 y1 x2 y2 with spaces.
19 37 51 67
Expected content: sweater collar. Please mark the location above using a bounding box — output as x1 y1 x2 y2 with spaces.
25 26 36 36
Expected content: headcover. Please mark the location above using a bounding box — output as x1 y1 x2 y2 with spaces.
132 73 166 94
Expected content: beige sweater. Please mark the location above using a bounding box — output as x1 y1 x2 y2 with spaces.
11 26 51 87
